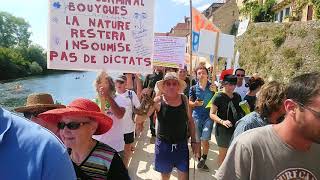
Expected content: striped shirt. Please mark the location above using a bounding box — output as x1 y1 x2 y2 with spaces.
78 142 116 179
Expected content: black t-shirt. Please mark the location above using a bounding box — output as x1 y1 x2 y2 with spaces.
143 71 163 89
244 95 257 112
183 78 191 98
213 92 244 136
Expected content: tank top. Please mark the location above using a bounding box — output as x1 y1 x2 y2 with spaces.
157 95 188 144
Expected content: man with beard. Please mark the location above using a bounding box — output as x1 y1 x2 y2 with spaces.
216 72 320 179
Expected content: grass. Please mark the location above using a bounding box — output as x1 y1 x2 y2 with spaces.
282 48 297 59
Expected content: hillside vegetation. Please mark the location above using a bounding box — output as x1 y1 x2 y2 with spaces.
236 21 320 82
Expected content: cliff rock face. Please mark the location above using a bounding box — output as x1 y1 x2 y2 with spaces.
236 21 320 82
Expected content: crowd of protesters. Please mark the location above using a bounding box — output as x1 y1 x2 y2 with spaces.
1 64 320 179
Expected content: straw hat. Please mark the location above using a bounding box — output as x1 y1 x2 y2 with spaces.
38 98 113 135
14 93 65 113
157 72 187 93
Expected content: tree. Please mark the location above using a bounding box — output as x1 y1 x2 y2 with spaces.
240 0 276 22
0 11 31 48
18 45 47 70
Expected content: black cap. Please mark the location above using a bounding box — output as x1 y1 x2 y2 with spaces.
223 75 237 85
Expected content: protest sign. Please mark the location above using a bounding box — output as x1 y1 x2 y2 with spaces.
192 7 220 53
48 0 154 74
237 18 249 37
153 36 186 68
198 30 235 59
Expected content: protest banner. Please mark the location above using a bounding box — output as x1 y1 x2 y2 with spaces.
48 0 154 74
192 7 220 53
237 18 249 37
153 36 186 68
198 29 235 59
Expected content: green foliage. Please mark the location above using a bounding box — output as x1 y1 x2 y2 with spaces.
29 61 43 74
0 47 28 80
0 11 31 48
282 48 297 59
230 23 238 35
18 45 47 70
315 40 320 56
311 0 320 19
240 0 276 22
291 57 303 70
296 29 308 38
0 11 49 80
273 33 286 47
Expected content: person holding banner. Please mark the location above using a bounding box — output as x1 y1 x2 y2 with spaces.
142 66 164 142
189 65 215 172
93 72 127 157
136 72 200 180
178 65 191 98
209 72 244 166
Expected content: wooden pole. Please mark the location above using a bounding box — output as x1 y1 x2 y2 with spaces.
212 32 220 83
189 0 193 86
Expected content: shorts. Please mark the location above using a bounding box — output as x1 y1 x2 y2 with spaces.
124 132 134 144
215 125 234 148
154 138 189 173
194 117 213 141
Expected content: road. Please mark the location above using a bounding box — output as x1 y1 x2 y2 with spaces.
128 121 219 180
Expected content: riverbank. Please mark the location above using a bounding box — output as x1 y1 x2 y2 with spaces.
0 71 99 111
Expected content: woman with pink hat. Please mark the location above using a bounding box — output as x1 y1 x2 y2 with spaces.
38 98 130 180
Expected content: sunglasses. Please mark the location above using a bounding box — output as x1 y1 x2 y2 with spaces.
57 122 89 130
116 81 125 84
165 81 178 86
236 74 245 77
23 111 42 119
296 101 320 119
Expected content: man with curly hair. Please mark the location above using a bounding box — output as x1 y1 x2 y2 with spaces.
231 81 286 140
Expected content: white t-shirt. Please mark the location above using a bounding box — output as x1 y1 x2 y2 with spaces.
234 82 249 100
116 90 141 134
93 95 126 152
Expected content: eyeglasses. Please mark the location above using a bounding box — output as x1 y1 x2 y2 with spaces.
23 111 42 119
236 74 245 77
296 101 320 119
57 122 89 130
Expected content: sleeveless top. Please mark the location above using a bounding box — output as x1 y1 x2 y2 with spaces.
157 95 188 144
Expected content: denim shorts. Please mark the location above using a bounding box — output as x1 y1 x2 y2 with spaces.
154 138 189 173
194 117 213 141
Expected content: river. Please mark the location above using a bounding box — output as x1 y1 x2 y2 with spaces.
0 71 120 111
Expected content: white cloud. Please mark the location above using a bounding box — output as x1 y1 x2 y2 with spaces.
171 0 204 6
196 3 211 11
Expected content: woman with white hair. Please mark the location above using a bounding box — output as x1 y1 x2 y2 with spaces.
39 98 130 180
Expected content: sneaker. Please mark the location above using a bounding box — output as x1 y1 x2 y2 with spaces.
197 159 210 172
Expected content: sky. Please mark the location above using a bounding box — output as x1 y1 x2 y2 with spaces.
0 0 222 49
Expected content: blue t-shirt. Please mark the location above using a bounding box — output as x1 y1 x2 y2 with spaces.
0 108 76 180
189 81 214 120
